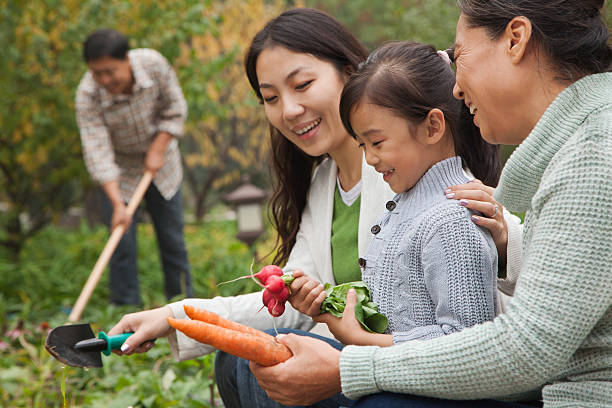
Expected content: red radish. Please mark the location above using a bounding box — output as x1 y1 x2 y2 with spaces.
217 262 296 318
268 299 285 317
218 264 283 287
255 265 283 285
262 288 274 306
265 275 285 294
274 286 290 303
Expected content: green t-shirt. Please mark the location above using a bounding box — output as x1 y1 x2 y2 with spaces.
330 188 361 284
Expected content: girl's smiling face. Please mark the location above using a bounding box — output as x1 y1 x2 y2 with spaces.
256 46 352 157
351 102 442 193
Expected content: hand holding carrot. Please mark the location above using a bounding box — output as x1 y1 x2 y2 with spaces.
249 333 342 406
107 306 174 355
288 270 327 317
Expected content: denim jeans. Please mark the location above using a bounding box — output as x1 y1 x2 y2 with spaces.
215 329 544 408
215 328 354 408
101 184 192 305
352 393 543 408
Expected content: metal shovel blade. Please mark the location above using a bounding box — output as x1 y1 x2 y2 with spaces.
45 324 103 368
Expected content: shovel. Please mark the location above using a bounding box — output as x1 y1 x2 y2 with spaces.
45 324 133 368
68 171 154 322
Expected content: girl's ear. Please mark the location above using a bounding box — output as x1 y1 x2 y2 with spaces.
416 109 446 145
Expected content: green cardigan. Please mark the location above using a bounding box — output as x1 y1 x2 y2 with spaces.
339 72 612 407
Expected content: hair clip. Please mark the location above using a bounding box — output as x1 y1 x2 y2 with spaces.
437 49 452 66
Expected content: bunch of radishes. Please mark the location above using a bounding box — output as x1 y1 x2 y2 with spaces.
254 265 295 317
222 265 294 317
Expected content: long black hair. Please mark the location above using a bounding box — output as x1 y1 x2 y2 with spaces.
244 8 368 266
340 41 501 186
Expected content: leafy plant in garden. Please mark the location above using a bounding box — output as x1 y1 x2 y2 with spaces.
0 219 265 407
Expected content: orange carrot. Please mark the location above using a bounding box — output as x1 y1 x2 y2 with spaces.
183 305 271 340
168 317 292 366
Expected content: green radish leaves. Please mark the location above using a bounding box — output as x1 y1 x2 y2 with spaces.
320 281 388 333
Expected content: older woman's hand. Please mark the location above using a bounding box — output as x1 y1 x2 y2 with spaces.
445 179 508 262
249 333 342 406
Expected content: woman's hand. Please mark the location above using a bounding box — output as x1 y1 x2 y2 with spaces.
107 306 175 355
315 289 392 346
288 270 327 317
445 179 508 263
249 333 342 406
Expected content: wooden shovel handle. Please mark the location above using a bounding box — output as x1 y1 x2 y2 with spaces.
68 171 154 322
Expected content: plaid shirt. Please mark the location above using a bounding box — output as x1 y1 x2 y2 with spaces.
76 48 187 201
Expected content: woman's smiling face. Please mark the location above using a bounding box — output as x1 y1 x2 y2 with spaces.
256 46 351 157
452 14 523 145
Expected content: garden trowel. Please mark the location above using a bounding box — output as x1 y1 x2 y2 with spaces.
45 323 132 368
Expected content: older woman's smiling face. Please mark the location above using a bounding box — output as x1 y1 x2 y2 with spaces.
452 14 528 145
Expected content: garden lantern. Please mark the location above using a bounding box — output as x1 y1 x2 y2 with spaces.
224 176 267 247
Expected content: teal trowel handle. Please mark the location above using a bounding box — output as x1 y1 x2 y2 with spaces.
98 331 133 356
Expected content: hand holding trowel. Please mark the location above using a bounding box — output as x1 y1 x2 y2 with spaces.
45 324 134 367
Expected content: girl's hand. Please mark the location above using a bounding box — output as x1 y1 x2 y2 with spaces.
249 333 342 406
107 306 175 355
445 179 508 262
288 270 327 317
315 290 392 346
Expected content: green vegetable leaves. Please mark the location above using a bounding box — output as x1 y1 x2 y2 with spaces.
320 281 388 333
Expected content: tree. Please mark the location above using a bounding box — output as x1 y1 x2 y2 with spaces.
178 0 288 221
305 0 459 50
0 0 215 258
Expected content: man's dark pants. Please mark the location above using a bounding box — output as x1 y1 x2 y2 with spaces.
102 183 192 305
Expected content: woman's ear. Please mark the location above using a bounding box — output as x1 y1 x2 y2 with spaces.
416 109 446 145
504 16 533 64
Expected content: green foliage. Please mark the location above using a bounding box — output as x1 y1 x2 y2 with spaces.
179 0 286 221
0 220 263 407
321 281 388 334
306 0 459 50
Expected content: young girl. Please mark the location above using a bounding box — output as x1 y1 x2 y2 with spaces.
301 41 501 347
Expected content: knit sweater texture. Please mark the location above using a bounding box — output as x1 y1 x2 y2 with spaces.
361 157 497 343
339 72 612 407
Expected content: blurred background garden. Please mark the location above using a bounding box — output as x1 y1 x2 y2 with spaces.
1 0 610 407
